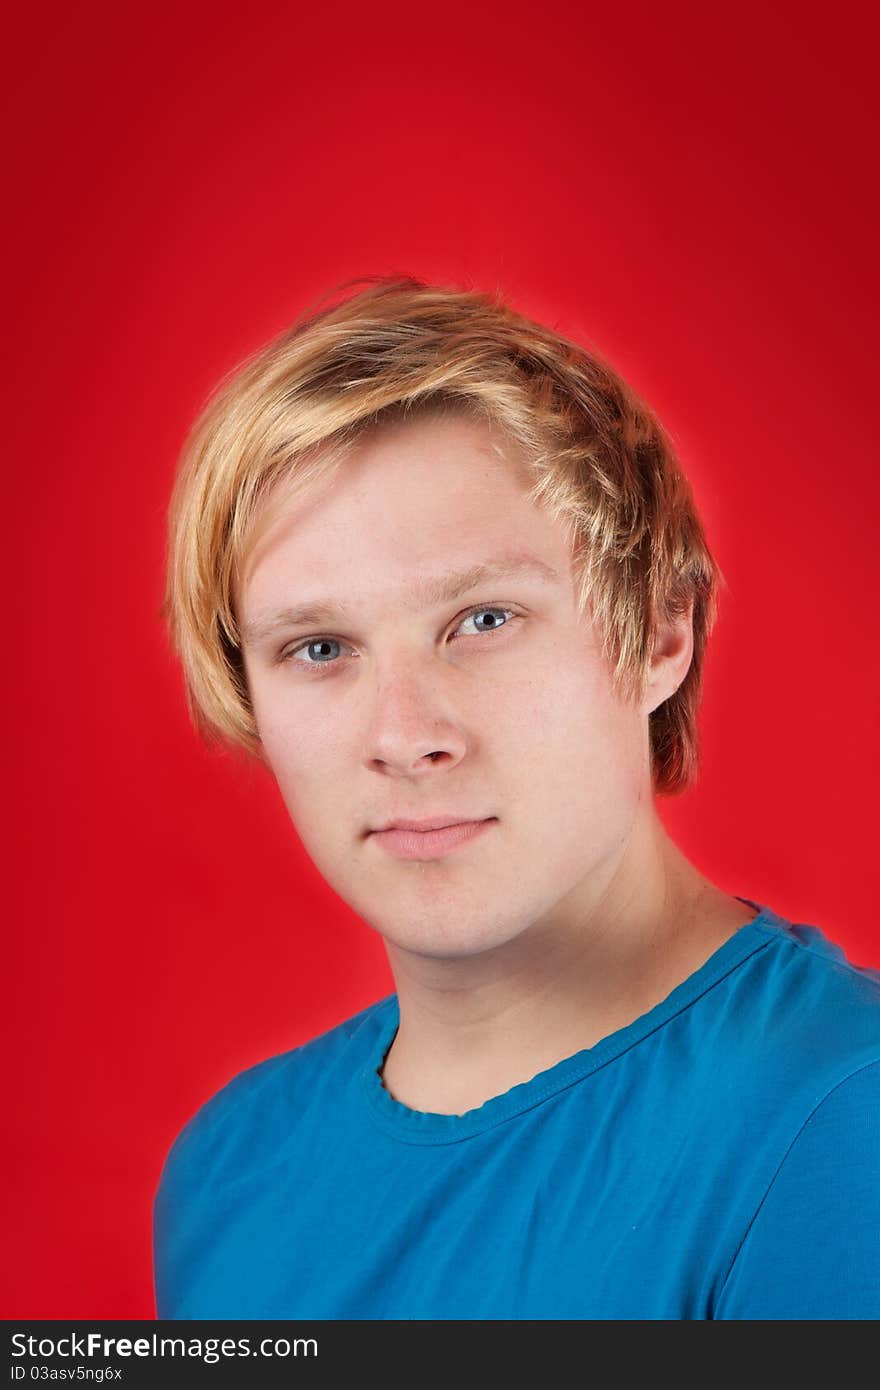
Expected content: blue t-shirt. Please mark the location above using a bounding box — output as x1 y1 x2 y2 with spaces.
153 900 880 1319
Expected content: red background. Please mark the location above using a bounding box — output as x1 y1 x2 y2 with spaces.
4 1 878 1318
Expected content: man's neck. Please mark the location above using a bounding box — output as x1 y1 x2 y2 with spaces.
379 835 756 1117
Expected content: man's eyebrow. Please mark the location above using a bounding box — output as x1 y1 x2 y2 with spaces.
240 553 561 648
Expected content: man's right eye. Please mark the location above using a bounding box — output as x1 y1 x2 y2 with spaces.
279 637 347 668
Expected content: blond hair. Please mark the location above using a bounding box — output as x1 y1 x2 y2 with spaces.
161 273 726 795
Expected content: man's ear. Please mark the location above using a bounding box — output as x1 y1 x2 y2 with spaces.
641 602 694 717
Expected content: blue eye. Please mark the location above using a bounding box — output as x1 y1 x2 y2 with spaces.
280 605 516 670
293 637 343 666
458 605 513 636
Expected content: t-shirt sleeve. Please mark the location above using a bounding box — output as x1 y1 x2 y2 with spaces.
153 1115 204 1319
714 1058 880 1320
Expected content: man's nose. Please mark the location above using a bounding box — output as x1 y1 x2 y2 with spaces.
360 658 468 775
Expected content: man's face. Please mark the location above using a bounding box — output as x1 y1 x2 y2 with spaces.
237 410 650 961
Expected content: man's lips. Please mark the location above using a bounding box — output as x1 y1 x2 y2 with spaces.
368 818 496 861
370 814 492 833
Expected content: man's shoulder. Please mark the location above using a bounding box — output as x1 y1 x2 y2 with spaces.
727 907 880 1091
219 990 391 1098
749 910 880 1011
156 993 394 1192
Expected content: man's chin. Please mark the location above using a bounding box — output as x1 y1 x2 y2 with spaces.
374 918 526 964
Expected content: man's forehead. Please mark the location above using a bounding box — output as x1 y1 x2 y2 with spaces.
238 408 546 577
236 411 580 643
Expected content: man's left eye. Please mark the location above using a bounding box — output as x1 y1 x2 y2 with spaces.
457 606 514 634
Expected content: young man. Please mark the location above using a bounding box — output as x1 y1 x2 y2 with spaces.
154 275 880 1320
